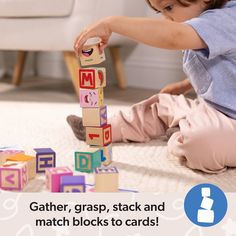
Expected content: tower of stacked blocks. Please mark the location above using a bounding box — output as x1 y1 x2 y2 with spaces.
76 37 119 192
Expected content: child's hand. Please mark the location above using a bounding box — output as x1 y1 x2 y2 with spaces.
159 79 192 95
74 17 112 57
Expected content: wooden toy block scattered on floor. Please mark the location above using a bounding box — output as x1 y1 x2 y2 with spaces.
0 161 28 191
74 148 102 173
34 148 56 173
82 106 107 127
80 88 104 108
60 175 86 193
80 37 106 66
79 68 106 89
95 167 119 192
45 166 73 192
91 143 112 166
86 124 112 146
0 150 24 165
7 153 36 180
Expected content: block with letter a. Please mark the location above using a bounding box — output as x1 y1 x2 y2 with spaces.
86 124 112 146
79 68 106 89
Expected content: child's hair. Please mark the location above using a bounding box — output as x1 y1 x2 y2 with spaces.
145 0 229 12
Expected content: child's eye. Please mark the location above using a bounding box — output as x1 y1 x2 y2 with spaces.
164 5 173 12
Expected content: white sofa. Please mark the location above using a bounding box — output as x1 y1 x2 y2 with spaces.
0 0 146 96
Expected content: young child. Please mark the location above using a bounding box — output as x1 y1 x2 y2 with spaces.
68 0 236 173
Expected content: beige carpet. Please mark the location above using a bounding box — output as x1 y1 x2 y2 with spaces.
1 100 236 193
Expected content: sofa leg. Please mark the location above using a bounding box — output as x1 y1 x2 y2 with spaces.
12 51 27 86
109 47 127 89
63 51 80 99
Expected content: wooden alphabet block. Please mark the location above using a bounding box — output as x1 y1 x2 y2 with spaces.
86 124 112 146
0 161 28 191
60 175 85 193
80 37 106 66
94 167 119 192
80 88 104 108
74 148 102 173
91 143 112 166
7 153 36 180
0 150 24 165
82 106 107 127
45 166 73 192
79 68 106 89
34 148 56 173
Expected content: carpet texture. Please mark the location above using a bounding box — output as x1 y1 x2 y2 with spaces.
1 101 236 193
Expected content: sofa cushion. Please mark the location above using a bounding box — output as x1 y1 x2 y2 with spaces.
0 0 74 18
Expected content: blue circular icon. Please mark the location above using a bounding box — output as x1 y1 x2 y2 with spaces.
184 183 228 227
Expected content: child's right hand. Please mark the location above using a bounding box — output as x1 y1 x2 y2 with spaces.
74 17 113 57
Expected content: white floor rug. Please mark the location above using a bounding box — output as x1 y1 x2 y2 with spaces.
0 101 236 193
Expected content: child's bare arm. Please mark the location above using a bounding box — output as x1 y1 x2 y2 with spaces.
74 16 207 55
159 79 193 95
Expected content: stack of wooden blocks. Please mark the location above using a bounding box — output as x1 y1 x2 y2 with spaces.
75 37 119 192
0 39 119 193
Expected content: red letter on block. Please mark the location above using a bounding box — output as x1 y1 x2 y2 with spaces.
79 69 96 89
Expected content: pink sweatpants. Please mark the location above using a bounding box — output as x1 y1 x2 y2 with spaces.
111 94 236 173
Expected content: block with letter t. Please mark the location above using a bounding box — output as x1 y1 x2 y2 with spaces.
0 161 28 191
79 67 106 89
82 106 107 127
74 148 102 173
34 148 56 173
86 124 112 146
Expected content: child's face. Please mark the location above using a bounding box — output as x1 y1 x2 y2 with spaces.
149 0 207 22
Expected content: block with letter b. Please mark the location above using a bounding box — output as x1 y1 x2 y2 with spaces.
86 124 112 146
82 106 107 127
0 161 28 191
60 175 86 193
79 37 106 66
95 167 119 192
91 143 112 166
80 88 104 108
34 148 56 173
45 166 73 192
74 148 102 173
79 68 106 89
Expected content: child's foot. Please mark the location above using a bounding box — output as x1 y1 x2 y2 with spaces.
66 115 86 141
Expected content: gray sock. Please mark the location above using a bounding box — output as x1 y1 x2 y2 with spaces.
66 115 86 141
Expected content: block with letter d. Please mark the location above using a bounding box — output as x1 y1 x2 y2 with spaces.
45 167 73 192
82 106 107 127
60 175 86 193
86 124 112 146
74 148 102 173
80 88 104 108
34 148 56 173
0 161 28 191
79 68 106 89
